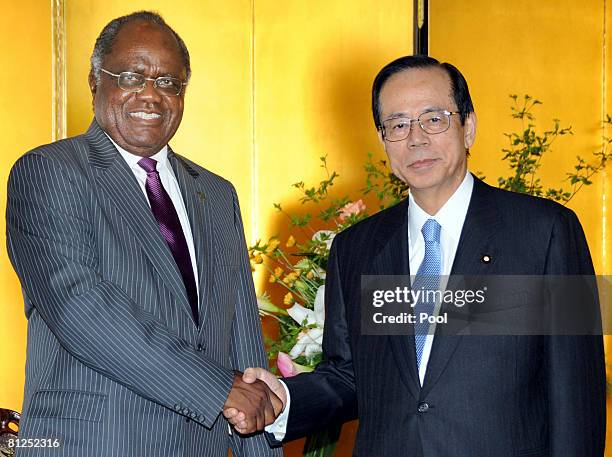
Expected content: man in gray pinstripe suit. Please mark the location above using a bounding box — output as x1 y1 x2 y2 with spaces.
6 11 283 457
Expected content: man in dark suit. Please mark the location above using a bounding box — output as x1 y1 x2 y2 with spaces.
6 11 282 457
226 55 606 456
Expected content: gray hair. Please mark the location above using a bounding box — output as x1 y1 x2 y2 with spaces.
90 11 191 85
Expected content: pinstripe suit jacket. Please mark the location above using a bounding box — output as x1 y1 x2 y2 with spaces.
6 120 282 457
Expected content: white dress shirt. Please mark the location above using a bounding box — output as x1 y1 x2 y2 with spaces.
268 172 474 438
408 171 473 385
106 136 199 299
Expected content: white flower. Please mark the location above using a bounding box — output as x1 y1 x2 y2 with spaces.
313 285 325 325
286 285 325 327
287 285 326 358
287 302 317 327
289 328 324 358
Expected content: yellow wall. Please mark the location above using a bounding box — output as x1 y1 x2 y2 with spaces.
253 1 412 246
605 0 612 275
0 0 53 412
430 0 610 274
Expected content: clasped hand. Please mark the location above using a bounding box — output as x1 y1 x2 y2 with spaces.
223 368 286 434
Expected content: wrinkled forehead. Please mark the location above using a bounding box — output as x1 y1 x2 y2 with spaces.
105 21 184 69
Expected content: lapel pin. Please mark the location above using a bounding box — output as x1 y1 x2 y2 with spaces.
196 191 206 203
481 255 491 264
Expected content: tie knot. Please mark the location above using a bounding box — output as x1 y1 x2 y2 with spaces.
138 157 158 174
421 218 441 243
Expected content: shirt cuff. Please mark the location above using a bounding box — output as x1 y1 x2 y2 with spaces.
264 379 291 441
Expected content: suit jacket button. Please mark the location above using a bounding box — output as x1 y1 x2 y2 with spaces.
198 415 205 422
174 404 182 412
190 412 197 419
417 402 429 413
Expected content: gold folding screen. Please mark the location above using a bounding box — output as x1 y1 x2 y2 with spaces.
430 0 611 275
0 0 53 414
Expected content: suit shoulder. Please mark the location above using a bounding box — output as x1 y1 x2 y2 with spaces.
11 134 90 180
483 181 580 224
20 134 88 161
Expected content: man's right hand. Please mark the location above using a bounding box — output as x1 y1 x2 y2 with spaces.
223 368 287 433
222 370 282 434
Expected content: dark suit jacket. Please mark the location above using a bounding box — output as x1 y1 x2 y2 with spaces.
6 121 281 457
283 176 606 457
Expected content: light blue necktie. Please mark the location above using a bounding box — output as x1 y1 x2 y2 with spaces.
413 218 442 368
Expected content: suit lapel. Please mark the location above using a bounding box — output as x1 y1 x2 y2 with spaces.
421 176 501 396
369 200 420 399
86 121 193 323
167 149 214 328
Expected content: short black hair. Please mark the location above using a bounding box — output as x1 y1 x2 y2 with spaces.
371 55 474 129
90 11 190 84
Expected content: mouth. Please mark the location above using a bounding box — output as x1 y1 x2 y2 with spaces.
408 158 438 169
128 111 162 121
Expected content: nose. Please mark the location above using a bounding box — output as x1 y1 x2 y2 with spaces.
134 79 162 103
406 120 429 147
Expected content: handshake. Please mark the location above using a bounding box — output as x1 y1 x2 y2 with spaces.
222 368 286 434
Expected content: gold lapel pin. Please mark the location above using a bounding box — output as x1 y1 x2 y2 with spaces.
481 255 491 263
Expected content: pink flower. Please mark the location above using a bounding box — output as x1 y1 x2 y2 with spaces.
338 200 366 221
276 352 313 377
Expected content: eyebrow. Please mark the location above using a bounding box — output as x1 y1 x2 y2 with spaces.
122 65 181 79
383 106 446 121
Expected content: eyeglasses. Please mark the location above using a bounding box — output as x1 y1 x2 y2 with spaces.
381 110 460 142
100 68 187 96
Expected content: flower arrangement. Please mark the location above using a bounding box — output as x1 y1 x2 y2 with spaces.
249 156 388 457
250 157 380 379
248 95 610 456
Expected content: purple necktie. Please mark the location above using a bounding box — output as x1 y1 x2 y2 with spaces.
138 157 199 325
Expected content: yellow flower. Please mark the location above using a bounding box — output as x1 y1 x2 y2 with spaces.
283 293 294 305
266 239 280 254
306 271 314 280
283 272 298 284
286 236 296 247
269 267 283 283
253 255 263 264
